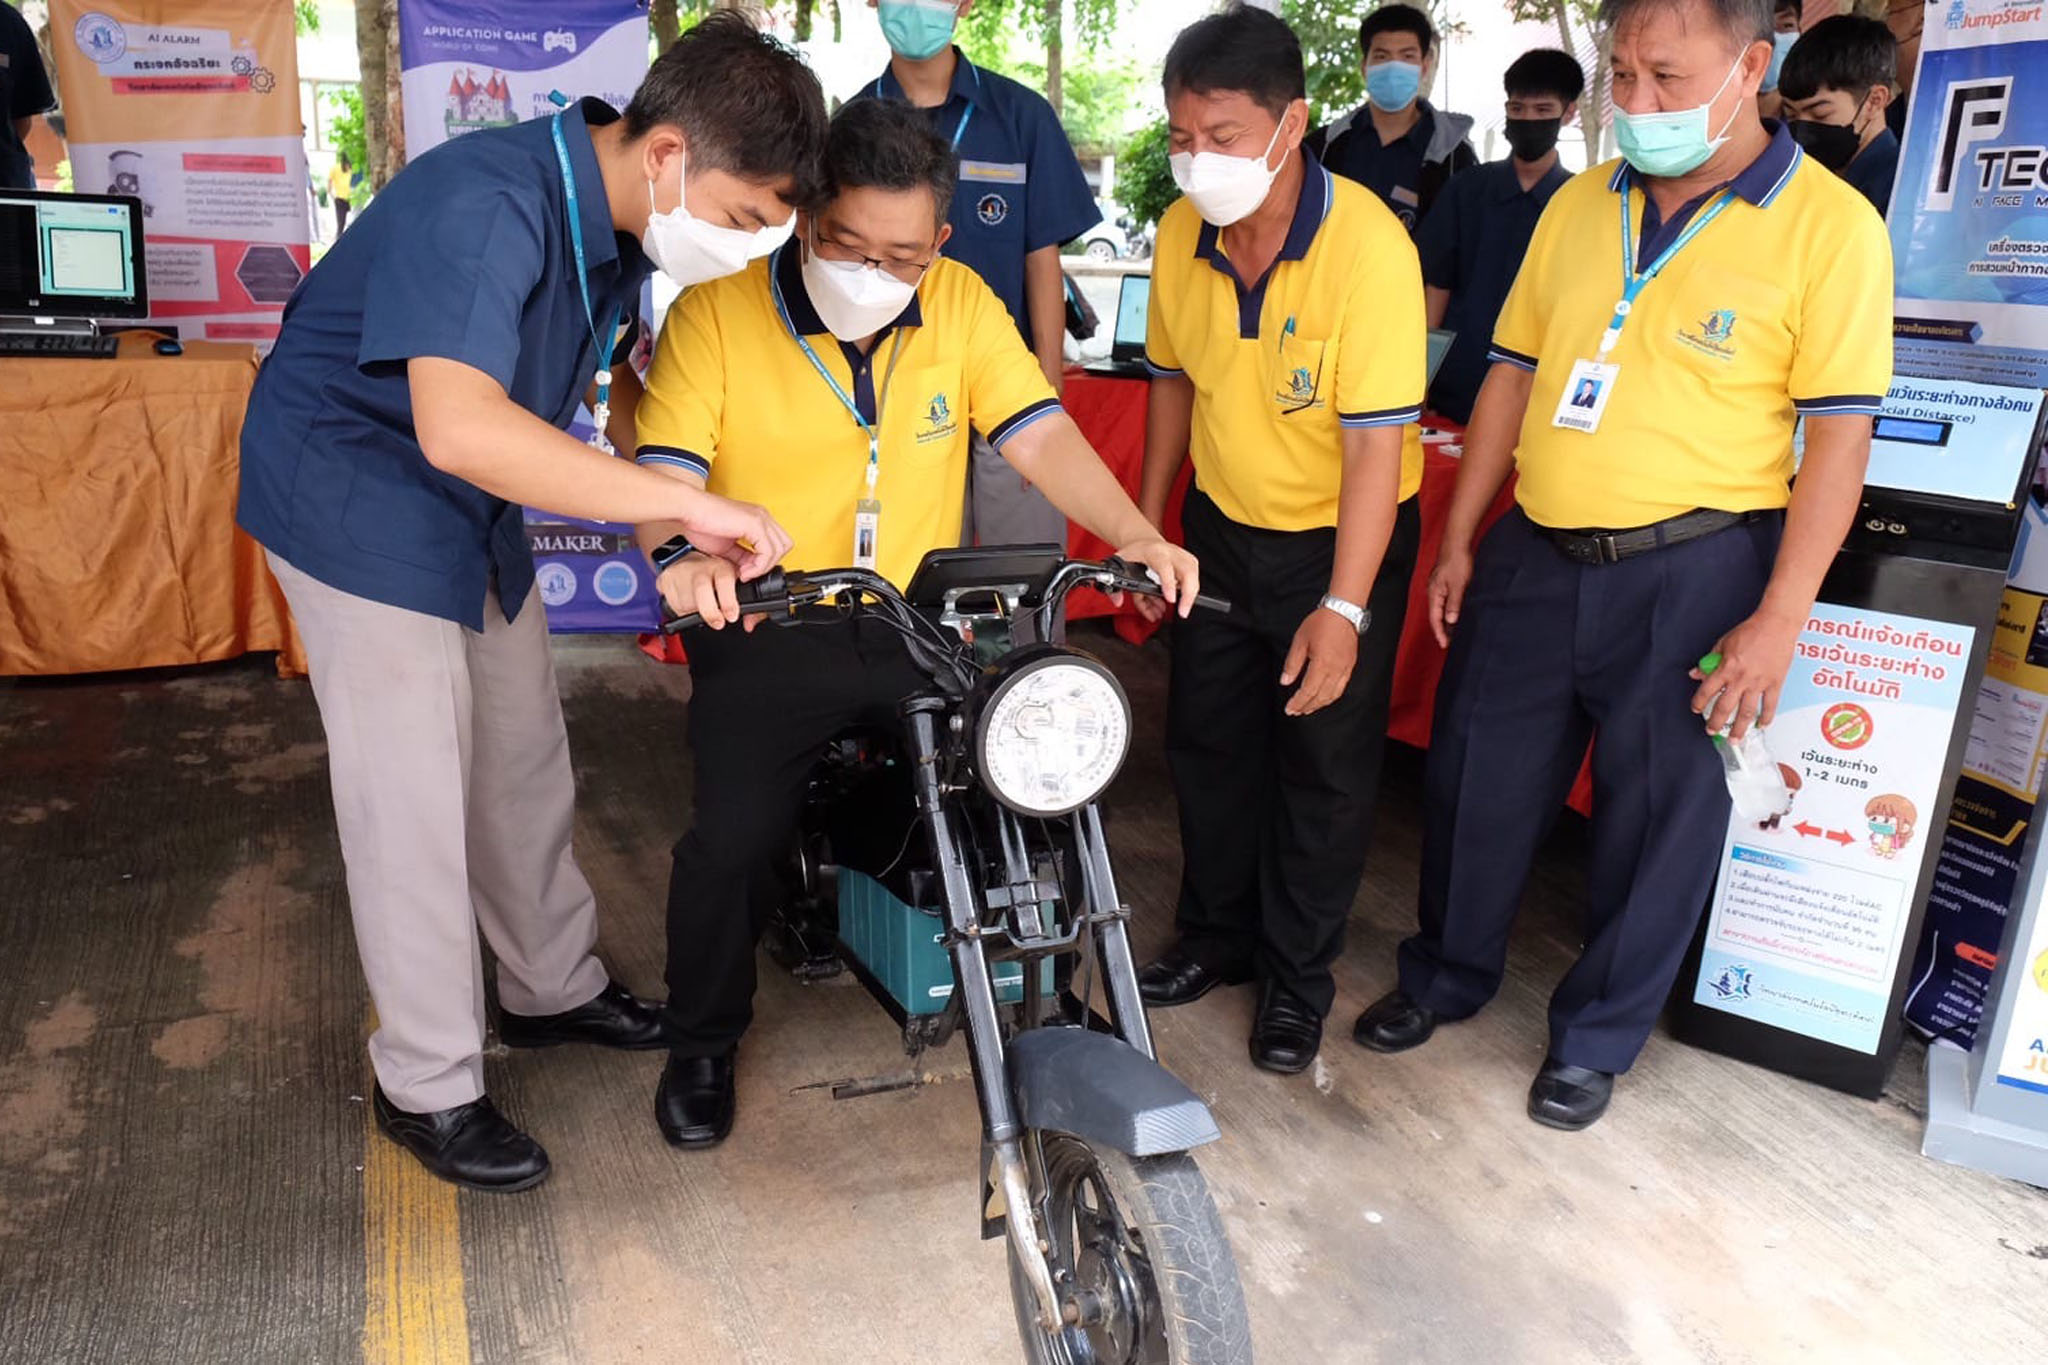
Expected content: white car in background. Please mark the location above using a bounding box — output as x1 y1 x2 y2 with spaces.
1073 202 1145 262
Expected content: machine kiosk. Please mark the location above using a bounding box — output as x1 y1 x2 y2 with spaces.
1671 377 2048 1098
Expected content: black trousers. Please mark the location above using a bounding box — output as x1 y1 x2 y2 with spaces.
663 616 927 1057
1398 508 1782 1073
1166 488 1420 1016
334 198 350 235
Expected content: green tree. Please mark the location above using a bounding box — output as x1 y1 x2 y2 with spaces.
1118 118 1176 229
957 0 1119 116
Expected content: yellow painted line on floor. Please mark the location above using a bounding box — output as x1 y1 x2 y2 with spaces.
361 1016 472 1365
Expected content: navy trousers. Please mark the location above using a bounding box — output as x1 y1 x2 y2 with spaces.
1398 507 1783 1073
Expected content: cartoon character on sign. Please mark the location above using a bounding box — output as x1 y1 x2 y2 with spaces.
1757 764 1803 832
1865 794 1917 859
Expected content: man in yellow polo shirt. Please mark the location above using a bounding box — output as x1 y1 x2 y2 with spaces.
629 98 1197 1149
1133 7 1426 1076
1352 0 1892 1130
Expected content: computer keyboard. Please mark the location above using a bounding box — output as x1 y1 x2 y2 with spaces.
0 331 121 359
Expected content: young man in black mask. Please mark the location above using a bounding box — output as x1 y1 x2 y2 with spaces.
1779 15 1900 215
1412 49 1584 424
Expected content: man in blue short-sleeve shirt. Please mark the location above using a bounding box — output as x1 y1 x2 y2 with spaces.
857 0 1099 545
0 2 55 190
236 17 825 1194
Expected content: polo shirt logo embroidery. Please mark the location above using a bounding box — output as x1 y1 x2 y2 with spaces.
1281 365 1320 408
1677 308 1740 361
919 391 960 445
976 193 1010 227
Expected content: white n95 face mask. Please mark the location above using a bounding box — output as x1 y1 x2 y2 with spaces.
1169 117 1290 228
801 236 922 342
641 148 793 289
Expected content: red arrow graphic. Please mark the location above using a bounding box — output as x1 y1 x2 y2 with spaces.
1794 821 1824 839
1827 829 1857 846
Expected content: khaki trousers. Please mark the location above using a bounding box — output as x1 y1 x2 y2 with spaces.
269 552 609 1111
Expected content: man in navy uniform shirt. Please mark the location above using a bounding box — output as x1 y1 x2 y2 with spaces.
1779 15 1901 214
237 16 826 1193
0 1 55 190
859 0 1099 546
1309 4 1477 232
1414 48 1583 424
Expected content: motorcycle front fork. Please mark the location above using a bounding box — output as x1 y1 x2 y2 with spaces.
900 702 1157 1332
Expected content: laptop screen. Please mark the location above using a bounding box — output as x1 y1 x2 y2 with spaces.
1425 328 1455 384
1112 275 1150 359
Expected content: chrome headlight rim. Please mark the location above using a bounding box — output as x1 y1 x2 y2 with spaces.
971 648 1132 819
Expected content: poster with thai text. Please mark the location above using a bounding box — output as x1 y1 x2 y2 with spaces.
49 1 309 349
1696 604 1977 1053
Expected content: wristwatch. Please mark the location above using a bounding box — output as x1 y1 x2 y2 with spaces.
650 535 694 572
1318 594 1372 635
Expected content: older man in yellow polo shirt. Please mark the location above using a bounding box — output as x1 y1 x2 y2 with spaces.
628 98 1197 1150
1133 7 1427 1076
1352 0 1892 1130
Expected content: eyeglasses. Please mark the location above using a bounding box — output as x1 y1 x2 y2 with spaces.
811 229 936 286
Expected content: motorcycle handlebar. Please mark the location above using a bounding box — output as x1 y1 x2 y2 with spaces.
658 567 793 635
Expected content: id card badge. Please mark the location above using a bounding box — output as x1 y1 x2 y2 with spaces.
853 496 881 571
1553 360 1618 434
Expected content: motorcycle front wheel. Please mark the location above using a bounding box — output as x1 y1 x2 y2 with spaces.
1007 1134 1252 1365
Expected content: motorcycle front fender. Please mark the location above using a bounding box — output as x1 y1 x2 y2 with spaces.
1007 1027 1221 1158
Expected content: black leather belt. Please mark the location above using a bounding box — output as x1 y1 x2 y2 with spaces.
1544 509 1760 566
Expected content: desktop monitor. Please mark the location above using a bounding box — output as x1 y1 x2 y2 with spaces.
0 188 149 322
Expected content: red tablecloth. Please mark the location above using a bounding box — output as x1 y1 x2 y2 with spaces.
1062 371 1593 814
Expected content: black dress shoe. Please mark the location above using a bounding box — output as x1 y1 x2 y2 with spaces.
372 1088 550 1192
1351 989 1440 1054
1137 946 1252 1008
1249 982 1324 1075
656 1051 736 1149
1527 1060 1615 1131
500 981 666 1051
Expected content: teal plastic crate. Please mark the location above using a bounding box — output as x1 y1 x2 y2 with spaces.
837 868 1052 1016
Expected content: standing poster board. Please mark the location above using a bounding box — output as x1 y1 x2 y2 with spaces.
1890 1 2048 386
395 0 657 633
49 0 310 351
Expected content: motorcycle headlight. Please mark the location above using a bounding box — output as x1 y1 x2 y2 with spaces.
973 652 1132 818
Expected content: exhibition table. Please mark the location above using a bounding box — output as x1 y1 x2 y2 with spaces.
0 335 305 676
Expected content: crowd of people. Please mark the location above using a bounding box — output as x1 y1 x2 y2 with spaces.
231 0 1899 1193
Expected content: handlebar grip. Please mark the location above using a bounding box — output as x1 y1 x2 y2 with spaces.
1192 592 1232 615
658 568 791 635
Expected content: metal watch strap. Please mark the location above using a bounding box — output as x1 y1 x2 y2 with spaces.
650 535 694 571
1318 594 1371 635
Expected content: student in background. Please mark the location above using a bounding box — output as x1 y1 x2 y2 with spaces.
1758 0 1803 123
1414 48 1584 425
1779 15 1900 214
1309 4 1477 232
1883 0 1921 139
329 153 355 236
1 1 55 191
858 0 1100 548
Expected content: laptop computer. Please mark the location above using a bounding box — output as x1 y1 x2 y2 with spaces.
1084 274 1152 380
1425 327 1455 385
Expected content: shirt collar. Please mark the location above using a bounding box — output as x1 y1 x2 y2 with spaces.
1490 157 1570 203
562 97 622 270
1192 146 1334 275
771 239 925 339
1606 119 1804 208
1852 126 1900 167
872 48 981 108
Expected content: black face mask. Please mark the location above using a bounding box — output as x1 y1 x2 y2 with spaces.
1788 118 1862 172
1503 117 1562 163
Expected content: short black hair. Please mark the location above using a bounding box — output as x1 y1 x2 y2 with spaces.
1597 0 1773 49
1774 0 1802 16
1778 15 1897 102
1359 4 1437 59
826 98 958 224
1164 5 1306 121
623 12 828 208
1504 48 1586 104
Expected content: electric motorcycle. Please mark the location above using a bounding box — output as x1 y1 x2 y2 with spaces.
663 547 1254 1365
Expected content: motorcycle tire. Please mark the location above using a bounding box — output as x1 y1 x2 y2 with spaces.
1007 1135 1252 1365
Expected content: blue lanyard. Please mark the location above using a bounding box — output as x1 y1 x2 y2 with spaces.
550 113 622 418
769 259 908 488
1600 184 1737 360
874 60 978 148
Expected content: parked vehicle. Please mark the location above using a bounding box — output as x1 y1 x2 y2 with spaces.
663 549 1254 1364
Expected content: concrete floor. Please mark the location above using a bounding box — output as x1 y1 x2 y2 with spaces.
2 629 2045 1365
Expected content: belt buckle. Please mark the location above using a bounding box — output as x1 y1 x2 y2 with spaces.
1593 532 1621 565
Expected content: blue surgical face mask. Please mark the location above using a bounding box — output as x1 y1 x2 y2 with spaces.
879 0 959 63
1762 30 1798 93
1365 60 1423 113
1612 52 1748 179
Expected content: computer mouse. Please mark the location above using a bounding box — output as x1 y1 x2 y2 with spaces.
153 338 183 356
